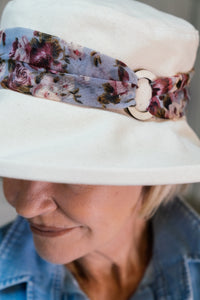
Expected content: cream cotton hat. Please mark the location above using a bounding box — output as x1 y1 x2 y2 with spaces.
0 0 199 185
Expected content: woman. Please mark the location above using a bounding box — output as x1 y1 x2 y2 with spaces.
0 181 191 300
0 0 200 299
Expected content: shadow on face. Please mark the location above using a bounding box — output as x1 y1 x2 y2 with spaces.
2 177 143 264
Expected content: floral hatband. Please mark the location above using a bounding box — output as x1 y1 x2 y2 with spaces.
0 27 193 120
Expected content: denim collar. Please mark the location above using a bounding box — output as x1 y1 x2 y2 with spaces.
0 196 200 300
0 216 66 300
148 196 200 300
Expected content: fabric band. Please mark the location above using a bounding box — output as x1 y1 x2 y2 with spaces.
0 27 193 120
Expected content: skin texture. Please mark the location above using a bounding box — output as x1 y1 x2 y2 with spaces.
2 178 153 300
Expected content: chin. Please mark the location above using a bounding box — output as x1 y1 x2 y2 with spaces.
32 235 88 264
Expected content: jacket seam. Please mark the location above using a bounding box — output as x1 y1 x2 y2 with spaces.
183 255 194 300
52 265 62 299
0 274 33 290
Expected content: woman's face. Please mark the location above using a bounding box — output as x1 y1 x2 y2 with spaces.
3 178 143 264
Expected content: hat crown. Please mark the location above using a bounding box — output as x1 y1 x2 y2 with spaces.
1 0 199 76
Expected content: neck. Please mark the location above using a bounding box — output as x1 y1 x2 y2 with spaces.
66 214 153 300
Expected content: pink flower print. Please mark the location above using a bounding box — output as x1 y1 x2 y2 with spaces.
68 43 85 60
9 36 31 62
97 79 133 107
115 60 130 83
147 96 166 118
152 77 173 97
32 74 61 101
147 96 161 114
29 41 54 69
165 100 185 119
109 80 129 97
175 73 190 90
33 85 61 101
29 38 65 72
8 63 32 90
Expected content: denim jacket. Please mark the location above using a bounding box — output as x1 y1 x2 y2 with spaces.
0 195 200 300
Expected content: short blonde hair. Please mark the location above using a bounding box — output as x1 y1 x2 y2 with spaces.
138 184 191 220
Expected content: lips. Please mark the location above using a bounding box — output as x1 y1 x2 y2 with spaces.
29 222 77 237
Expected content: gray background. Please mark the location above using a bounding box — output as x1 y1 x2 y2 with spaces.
0 0 200 226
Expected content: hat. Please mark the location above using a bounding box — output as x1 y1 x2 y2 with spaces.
0 0 199 185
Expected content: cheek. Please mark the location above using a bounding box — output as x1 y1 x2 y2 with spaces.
87 207 129 243
82 187 142 243
2 179 20 206
58 188 135 242
32 202 122 264
30 186 141 264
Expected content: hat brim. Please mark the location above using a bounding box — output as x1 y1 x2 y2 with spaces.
1 89 200 185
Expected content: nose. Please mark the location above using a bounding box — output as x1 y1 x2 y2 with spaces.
11 181 58 218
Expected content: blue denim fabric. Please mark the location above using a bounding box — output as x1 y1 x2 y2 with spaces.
0 196 200 300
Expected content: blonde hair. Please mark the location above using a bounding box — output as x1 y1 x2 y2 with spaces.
138 184 191 220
